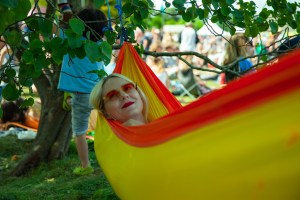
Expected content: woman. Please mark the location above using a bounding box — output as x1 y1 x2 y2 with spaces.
90 74 148 126
220 33 254 84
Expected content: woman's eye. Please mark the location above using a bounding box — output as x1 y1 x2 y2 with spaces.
106 91 118 100
123 84 134 92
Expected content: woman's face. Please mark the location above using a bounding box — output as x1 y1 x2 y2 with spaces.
102 77 144 123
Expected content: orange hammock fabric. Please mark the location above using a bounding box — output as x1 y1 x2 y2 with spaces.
95 43 300 200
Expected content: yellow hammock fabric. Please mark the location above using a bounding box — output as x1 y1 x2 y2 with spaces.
95 42 300 200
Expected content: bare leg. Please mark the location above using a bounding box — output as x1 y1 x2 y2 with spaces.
74 134 89 168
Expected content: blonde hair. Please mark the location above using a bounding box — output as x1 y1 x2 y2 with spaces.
89 73 149 121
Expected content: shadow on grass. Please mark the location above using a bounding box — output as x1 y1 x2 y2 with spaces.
0 135 119 200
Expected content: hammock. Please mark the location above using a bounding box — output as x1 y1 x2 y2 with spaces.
94 42 300 200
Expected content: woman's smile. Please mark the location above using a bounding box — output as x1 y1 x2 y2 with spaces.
122 101 134 109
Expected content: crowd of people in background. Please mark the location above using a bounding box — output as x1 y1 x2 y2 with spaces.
133 23 299 99
1 22 298 103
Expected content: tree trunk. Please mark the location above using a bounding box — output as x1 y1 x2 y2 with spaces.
10 0 84 177
11 90 72 176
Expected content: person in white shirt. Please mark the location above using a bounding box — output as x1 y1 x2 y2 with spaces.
179 22 198 52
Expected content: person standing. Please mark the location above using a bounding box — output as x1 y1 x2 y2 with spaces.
179 22 198 52
57 0 107 175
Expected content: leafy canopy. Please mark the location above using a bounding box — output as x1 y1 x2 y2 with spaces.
0 0 299 116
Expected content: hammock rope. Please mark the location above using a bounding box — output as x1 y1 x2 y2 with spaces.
102 0 113 32
103 0 127 44
115 0 127 45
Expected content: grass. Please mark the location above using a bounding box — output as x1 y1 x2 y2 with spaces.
176 80 220 106
0 135 119 200
0 82 219 199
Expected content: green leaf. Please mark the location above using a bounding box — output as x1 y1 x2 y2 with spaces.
65 29 82 49
5 68 16 78
146 0 154 8
19 97 34 108
34 54 50 70
2 83 19 101
0 8 10 34
0 0 18 8
203 8 209 18
261 55 268 62
286 2 296 13
93 0 105 8
211 15 218 23
68 48 76 58
186 6 197 20
249 25 259 37
197 8 205 20
125 27 135 42
20 77 33 87
85 41 100 63
0 0 30 34
259 8 269 20
22 50 34 64
87 69 107 79
202 0 211 4
86 31 91 40
258 22 269 32
226 0 235 5
172 0 185 9
122 3 134 16
182 11 192 22
18 63 35 86
49 37 66 65
69 18 85 36
49 37 63 50
12 0 31 22
134 44 144 56
138 1 149 19
232 9 244 22
229 27 236 35
105 30 116 45
75 45 86 59
221 6 231 16
211 0 219 9
133 12 143 25
269 21 278 34
255 16 264 23
26 17 38 32
29 39 43 50
38 18 53 38
287 20 297 29
3 29 22 47
277 17 286 27
99 41 112 65
0 108 3 119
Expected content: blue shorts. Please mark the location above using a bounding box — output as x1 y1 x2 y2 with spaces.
71 93 93 136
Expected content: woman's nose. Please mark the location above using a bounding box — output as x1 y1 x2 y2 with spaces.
119 91 129 99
